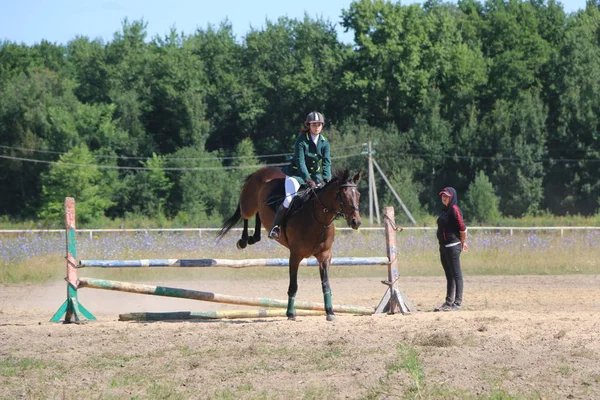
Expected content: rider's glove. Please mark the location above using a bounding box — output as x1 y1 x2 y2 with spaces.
306 179 317 189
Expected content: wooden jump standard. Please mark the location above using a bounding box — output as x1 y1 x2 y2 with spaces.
51 198 414 323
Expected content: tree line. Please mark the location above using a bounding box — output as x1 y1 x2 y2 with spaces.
1 0 599 226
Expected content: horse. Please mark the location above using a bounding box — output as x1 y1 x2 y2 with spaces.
217 167 363 321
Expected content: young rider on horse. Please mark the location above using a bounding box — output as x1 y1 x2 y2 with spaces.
268 111 332 240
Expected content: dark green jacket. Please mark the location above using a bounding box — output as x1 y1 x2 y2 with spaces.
282 133 331 185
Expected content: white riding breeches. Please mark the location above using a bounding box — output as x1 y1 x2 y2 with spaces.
283 176 300 208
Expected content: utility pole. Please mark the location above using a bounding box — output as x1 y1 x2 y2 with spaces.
370 143 381 224
372 158 417 226
363 142 381 225
368 142 374 225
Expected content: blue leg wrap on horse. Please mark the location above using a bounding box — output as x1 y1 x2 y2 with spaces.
287 295 296 315
323 290 332 310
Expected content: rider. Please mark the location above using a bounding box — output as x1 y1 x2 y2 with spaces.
268 111 332 240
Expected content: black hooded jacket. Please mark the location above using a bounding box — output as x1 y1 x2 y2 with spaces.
436 187 467 245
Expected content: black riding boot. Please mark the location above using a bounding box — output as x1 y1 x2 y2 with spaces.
268 205 288 240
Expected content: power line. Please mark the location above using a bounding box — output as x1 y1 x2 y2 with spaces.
374 150 600 163
2 147 598 171
0 153 364 171
0 143 365 161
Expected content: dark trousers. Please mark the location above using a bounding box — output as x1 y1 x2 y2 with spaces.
439 244 463 305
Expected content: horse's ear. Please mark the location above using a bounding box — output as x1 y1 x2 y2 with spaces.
353 170 363 183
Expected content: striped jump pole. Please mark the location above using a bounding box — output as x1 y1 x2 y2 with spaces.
79 257 389 268
78 277 374 315
119 310 324 321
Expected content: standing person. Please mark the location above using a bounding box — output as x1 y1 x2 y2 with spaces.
434 187 468 311
268 111 332 240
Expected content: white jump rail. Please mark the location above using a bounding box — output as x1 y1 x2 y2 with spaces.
2 226 598 239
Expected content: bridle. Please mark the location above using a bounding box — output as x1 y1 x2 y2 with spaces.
307 180 360 254
337 183 360 215
311 181 359 227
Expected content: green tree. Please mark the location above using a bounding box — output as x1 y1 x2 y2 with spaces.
115 154 173 218
147 28 209 153
38 145 115 225
0 68 80 216
341 0 431 128
479 92 547 217
104 19 156 157
188 23 257 152
242 15 347 152
218 138 264 219
544 7 600 215
166 146 229 225
66 36 110 104
408 89 454 212
463 170 501 223
479 0 552 102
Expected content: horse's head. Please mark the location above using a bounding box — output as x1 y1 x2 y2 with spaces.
335 170 363 229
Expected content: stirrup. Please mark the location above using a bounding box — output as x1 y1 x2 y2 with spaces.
268 226 280 240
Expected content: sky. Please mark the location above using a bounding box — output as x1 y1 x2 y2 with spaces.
0 0 589 47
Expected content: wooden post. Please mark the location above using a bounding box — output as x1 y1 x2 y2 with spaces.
50 197 96 323
374 207 415 314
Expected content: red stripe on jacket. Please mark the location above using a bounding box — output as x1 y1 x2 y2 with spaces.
452 204 466 232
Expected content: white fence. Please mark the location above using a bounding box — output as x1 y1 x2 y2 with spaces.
0 226 597 239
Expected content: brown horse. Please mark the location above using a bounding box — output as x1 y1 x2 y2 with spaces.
217 167 362 321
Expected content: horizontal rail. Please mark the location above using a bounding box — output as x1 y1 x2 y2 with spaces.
2 226 598 235
119 310 324 321
79 257 390 268
78 277 374 315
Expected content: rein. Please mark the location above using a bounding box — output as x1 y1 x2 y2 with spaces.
308 181 359 254
311 182 358 227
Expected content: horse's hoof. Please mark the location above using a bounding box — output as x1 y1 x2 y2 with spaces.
236 240 247 250
248 237 258 245
326 314 336 322
287 315 296 321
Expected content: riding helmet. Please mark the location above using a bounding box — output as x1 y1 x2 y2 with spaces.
305 111 325 126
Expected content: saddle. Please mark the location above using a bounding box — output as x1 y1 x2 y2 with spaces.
266 179 314 215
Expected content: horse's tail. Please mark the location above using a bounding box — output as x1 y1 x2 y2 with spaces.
217 204 242 241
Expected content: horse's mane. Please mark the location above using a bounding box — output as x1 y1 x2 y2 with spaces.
287 169 349 216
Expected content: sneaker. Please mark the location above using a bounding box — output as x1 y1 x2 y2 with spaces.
434 302 453 312
452 303 462 311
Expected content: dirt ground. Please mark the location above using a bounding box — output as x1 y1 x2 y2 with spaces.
1 274 599 399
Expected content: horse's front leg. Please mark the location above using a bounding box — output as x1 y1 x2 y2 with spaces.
248 213 261 245
318 252 335 321
286 253 303 320
236 219 249 249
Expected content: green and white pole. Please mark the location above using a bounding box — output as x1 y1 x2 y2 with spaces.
50 197 96 323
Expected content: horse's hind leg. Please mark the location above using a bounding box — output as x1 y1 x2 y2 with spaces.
247 213 261 245
236 219 249 249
